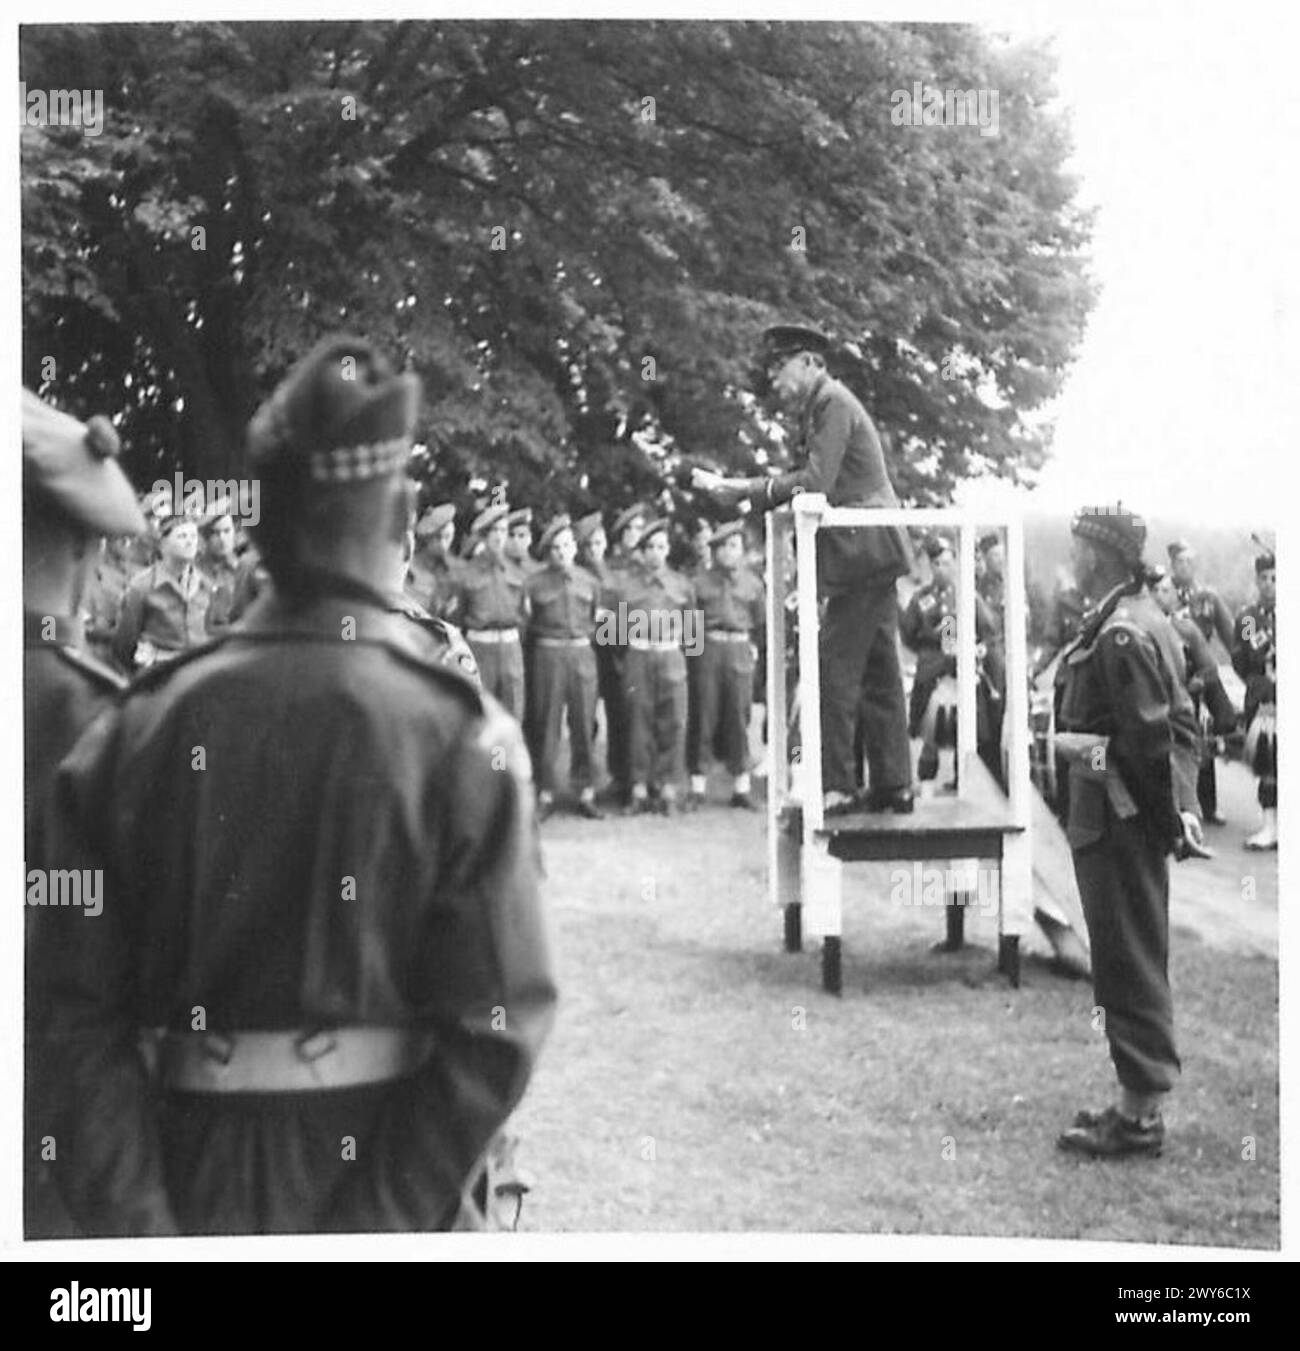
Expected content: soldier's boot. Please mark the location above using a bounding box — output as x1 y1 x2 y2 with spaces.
1245 808 1278 851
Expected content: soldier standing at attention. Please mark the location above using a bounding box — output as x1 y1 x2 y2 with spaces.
112 513 212 672
525 515 603 820
596 503 649 806
900 535 960 783
454 502 529 723
615 517 695 814
687 520 765 810
34 335 556 1235
505 506 540 576
22 388 147 1238
1054 507 1204 1159
1233 551 1277 851
406 501 463 622
198 507 241 633
692 324 914 816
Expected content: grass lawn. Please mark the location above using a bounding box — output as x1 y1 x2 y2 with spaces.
512 793 1279 1247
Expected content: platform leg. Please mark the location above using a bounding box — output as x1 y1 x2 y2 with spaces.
783 903 803 953
822 936 842 996
998 934 1021 988
942 890 967 951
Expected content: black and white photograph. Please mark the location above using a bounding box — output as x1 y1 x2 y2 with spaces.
12 0 1293 1274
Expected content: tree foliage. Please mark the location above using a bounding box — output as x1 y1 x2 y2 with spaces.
22 20 1094 512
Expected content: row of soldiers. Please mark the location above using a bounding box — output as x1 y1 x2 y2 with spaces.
404 499 765 817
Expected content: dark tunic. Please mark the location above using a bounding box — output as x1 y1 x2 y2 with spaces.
33 581 556 1235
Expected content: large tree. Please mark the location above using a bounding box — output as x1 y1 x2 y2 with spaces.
22 20 1093 511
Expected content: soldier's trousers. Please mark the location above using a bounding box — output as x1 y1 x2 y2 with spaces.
624 645 687 789
469 636 525 723
597 644 631 788
526 642 597 794
690 638 754 777
821 584 912 796
1072 807 1180 1095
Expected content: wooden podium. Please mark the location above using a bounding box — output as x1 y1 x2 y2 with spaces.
764 497 1034 994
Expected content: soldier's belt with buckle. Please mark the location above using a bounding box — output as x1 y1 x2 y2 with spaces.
705 630 751 642
155 1027 434 1094
535 636 592 648
628 638 680 652
466 627 520 643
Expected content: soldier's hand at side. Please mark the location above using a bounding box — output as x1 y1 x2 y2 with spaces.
1175 810 1213 861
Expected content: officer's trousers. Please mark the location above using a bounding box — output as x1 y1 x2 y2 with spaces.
690 638 754 777
821 583 912 796
624 646 687 789
597 644 631 788
526 643 597 793
469 637 525 724
1072 807 1180 1095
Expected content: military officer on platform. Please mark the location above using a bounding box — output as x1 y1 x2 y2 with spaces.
687 520 765 810
525 515 603 820
692 324 914 816
34 335 555 1235
453 502 530 722
1054 507 1204 1159
23 388 147 1238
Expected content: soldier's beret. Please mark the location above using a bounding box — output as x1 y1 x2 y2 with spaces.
760 324 832 362
416 501 456 540
1167 539 1193 559
574 511 604 543
923 534 952 561
1256 552 1276 574
977 531 1001 553
158 513 197 538
22 389 146 537
507 507 533 530
470 503 509 536
247 335 421 485
538 514 574 554
612 504 648 539
198 500 235 535
636 518 670 549
709 520 746 549
1072 505 1147 567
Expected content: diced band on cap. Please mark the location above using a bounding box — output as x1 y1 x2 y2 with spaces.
307 436 412 484
1071 505 1147 565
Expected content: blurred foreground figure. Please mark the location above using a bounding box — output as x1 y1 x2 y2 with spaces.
36 337 556 1234
23 388 146 1238
1053 507 1203 1160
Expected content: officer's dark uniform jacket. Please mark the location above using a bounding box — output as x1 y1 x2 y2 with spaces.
1055 587 1200 852
763 371 911 591
1232 600 1276 724
35 576 556 1235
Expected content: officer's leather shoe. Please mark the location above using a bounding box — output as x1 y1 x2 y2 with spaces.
630 796 655 816
1057 1106 1164 1158
681 792 704 814
575 799 604 821
865 787 915 814
730 792 756 811
824 791 859 818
